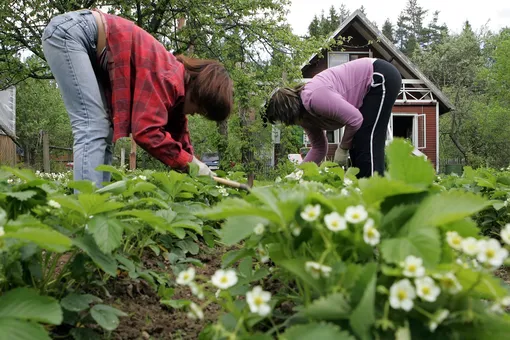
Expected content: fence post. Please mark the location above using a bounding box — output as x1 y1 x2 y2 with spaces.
129 135 137 170
42 131 50 173
120 148 125 168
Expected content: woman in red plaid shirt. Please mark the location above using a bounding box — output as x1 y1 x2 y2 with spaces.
41 9 233 188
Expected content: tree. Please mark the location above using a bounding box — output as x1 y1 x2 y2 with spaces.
382 19 395 42
307 4 350 39
394 0 428 55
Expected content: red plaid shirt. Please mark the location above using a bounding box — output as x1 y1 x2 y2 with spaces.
96 10 194 170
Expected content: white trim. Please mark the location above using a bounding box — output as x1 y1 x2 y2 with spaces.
436 102 439 173
391 113 418 146
417 113 427 150
370 72 386 176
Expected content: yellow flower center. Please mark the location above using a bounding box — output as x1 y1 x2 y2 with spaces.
308 211 316 218
254 296 264 306
183 274 189 280
443 278 453 288
220 276 228 284
398 290 408 301
453 237 461 246
486 249 495 259
408 264 416 272
367 228 375 238
352 213 360 219
421 286 431 295
331 220 338 227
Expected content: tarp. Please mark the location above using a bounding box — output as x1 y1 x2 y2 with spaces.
0 86 16 136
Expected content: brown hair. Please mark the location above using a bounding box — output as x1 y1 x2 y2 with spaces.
263 84 305 126
175 54 233 121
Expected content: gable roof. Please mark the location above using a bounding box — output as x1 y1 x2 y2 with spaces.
301 10 454 115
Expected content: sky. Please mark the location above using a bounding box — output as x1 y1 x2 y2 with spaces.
287 0 510 36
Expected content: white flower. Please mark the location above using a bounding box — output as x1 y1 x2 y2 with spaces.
292 226 301 236
389 279 416 311
324 212 347 232
324 167 329 173
344 177 353 186
401 256 425 278
211 269 238 289
415 276 441 302
246 286 271 317
429 309 449 332
285 169 303 181
187 302 204 320
218 188 229 197
305 261 331 279
275 177 282 183
501 224 510 245
254 223 265 235
461 237 480 256
0 226 4 237
300 204 321 222
176 267 195 285
477 239 508 268
138 175 147 181
189 282 205 300
446 231 463 250
340 188 349 196
435 272 462 294
344 205 368 224
47 200 61 209
363 218 380 246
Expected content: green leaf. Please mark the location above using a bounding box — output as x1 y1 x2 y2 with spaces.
6 190 37 201
238 257 253 279
4 228 72 253
96 180 128 195
386 139 435 187
77 194 125 215
0 318 51 340
407 190 489 229
66 180 97 194
89 304 127 331
170 220 203 235
61 294 102 312
222 248 253 268
277 259 321 293
87 215 124 254
456 268 509 299
95 165 125 180
1 166 37 182
349 263 377 340
70 328 101 340
73 235 117 276
220 216 268 246
113 210 166 227
280 322 355 340
380 204 418 237
0 288 62 324
51 195 86 215
441 219 480 237
359 176 424 206
303 293 351 321
197 198 280 223
380 226 441 267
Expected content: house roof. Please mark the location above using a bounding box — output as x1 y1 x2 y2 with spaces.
301 10 454 115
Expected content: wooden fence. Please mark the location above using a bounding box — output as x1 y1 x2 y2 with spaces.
0 135 16 166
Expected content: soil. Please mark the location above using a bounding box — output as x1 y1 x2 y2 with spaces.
104 245 226 340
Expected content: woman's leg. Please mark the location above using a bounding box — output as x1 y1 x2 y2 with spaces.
349 60 402 178
42 10 111 188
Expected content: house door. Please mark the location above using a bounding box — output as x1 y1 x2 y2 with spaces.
388 113 426 149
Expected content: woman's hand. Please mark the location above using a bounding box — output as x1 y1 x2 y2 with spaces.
191 156 215 177
334 146 349 166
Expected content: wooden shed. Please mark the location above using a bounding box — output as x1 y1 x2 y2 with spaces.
297 10 454 172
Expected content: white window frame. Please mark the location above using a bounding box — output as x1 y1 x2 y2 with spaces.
327 51 371 68
388 113 426 149
327 52 350 68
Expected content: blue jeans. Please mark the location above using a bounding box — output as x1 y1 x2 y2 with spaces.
42 9 112 188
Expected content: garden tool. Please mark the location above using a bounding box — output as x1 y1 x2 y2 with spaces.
213 176 252 192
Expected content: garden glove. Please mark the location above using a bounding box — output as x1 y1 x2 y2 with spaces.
191 156 214 177
334 146 349 166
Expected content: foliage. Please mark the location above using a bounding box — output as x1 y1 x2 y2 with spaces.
0 164 242 338
166 139 510 339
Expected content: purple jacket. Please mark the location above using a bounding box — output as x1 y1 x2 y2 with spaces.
300 57 375 164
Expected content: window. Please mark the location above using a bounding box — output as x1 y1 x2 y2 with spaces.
328 52 349 68
326 130 336 143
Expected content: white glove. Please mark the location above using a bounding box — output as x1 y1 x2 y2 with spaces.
334 146 349 166
191 156 214 177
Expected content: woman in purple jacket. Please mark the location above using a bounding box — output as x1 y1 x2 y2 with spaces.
264 58 401 178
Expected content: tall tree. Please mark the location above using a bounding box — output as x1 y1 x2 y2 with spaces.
382 18 395 42
394 0 428 55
